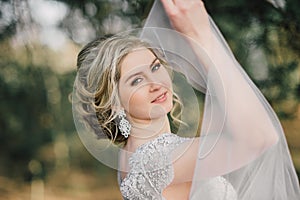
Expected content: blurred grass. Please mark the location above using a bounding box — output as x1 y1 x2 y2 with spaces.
0 156 123 200
0 170 122 200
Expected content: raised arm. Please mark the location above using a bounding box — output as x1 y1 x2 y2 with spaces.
160 0 279 183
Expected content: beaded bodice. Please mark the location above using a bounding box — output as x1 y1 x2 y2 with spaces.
119 133 189 200
118 133 237 200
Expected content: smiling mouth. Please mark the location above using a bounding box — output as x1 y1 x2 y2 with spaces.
151 92 168 103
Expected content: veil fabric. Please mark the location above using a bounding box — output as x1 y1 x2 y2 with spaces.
72 0 300 199
139 0 300 199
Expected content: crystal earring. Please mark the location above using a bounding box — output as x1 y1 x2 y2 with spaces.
118 109 131 138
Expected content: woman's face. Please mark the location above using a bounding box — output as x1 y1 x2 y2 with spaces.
118 47 173 123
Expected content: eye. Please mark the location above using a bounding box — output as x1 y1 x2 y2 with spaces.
131 77 143 86
151 63 161 72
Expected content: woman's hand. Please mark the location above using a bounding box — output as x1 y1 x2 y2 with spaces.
160 0 212 49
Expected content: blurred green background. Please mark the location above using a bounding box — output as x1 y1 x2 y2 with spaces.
0 0 299 199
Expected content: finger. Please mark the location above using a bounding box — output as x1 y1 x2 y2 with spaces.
172 0 184 6
174 0 205 6
194 0 205 8
171 0 205 14
160 0 177 15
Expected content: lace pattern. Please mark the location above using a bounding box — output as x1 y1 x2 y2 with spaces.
119 133 190 200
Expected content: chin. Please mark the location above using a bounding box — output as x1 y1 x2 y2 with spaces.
150 105 173 119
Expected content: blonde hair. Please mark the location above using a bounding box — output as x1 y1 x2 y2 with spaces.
74 35 184 145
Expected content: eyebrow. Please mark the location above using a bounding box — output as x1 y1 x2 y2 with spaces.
149 57 159 69
124 58 158 83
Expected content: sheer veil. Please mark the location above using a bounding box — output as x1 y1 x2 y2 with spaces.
72 0 300 199
139 0 300 199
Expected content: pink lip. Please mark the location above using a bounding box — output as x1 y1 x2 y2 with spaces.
151 92 168 103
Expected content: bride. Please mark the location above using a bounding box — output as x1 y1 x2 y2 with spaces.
73 0 300 199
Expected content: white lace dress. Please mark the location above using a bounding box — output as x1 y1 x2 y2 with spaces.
118 133 237 200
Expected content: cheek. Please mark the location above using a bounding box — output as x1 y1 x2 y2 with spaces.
127 89 149 115
119 86 132 110
120 86 149 114
130 93 146 106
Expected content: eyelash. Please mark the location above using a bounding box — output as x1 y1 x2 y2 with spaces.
130 62 161 86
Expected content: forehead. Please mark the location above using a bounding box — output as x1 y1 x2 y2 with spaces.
120 47 156 76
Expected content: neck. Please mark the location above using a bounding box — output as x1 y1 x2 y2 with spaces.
129 115 171 141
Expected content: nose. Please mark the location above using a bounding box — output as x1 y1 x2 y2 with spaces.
149 82 162 92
